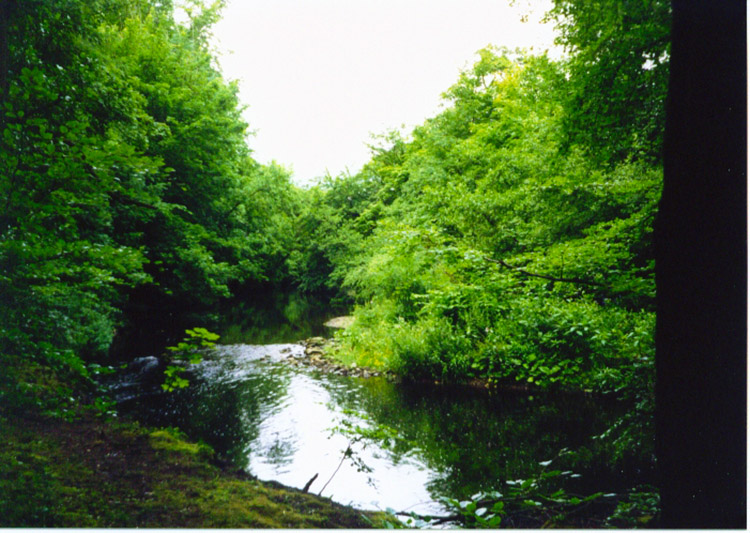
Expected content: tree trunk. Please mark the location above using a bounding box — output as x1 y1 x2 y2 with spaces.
656 0 746 528
0 0 11 105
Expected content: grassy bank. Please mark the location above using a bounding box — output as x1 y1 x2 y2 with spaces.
0 407 395 528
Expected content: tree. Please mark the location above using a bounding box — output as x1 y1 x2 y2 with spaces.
546 0 671 164
655 0 746 527
327 49 659 400
0 0 303 408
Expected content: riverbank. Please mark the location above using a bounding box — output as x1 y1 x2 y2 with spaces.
297 334 549 394
0 406 396 528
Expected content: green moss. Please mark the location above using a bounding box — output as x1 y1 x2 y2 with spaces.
149 428 214 461
0 409 397 528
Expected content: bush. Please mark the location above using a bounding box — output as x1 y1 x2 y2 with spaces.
390 316 472 381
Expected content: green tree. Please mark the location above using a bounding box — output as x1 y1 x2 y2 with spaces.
546 0 671 164
320 49 658 390
0 0 302 411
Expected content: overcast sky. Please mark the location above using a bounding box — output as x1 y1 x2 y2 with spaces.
206 0 562 185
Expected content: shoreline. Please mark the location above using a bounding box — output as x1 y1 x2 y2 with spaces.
0 406 397 528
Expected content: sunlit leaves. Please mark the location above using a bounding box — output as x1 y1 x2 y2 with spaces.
314 46 659 399
162 327 219 391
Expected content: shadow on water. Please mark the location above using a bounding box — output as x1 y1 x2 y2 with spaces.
112 340 647 516
216 291 347 345
109 289 345 361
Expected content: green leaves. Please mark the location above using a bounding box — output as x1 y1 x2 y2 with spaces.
166 327 219 359
1 0 305 413
546 0 670 164
161 366 190 392
161 327 219 391
311 54 659 508
435 465 610 528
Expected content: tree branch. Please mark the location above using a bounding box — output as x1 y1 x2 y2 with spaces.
318 441 353 496
108 190 160 211
394 510 460 525
483 256 603 287
302 472 318 493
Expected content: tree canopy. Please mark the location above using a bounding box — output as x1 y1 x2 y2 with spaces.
285 4 670 490
0 0 301 412
2 0 705 526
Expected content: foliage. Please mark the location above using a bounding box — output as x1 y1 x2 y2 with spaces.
399 459 658 528
605 485 660 527
161 327 219 392
546 0 671 164
2 0 664 525
308 43 662 487
286 172 378 298
323 48 659 394
434 464 611 528
0 0 301 411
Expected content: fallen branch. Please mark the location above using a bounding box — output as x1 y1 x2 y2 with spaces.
394 510 460 525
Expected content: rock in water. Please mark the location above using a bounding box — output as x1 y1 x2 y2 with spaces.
323 316 354 329
306 337 326 347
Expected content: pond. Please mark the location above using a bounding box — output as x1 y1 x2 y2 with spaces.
110 334 638 520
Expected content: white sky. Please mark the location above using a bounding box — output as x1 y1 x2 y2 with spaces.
207 0 562 185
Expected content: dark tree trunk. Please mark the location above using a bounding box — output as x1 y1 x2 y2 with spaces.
0 0 12 104
656 0 746 528
0 0 18 129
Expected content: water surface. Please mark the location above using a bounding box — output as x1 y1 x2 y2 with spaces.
114 342 627 516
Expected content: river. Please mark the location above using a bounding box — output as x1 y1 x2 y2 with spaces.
109 326 639 521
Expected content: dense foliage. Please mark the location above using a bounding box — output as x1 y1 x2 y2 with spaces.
0 0 301 413
307 48 660 390
2 0 668 526
546 0 670 164
292 1 669 473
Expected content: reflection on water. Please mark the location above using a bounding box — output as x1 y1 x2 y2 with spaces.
114 343 628 515
216 292 347 345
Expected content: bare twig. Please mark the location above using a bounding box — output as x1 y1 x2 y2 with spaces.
318 441 353 496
